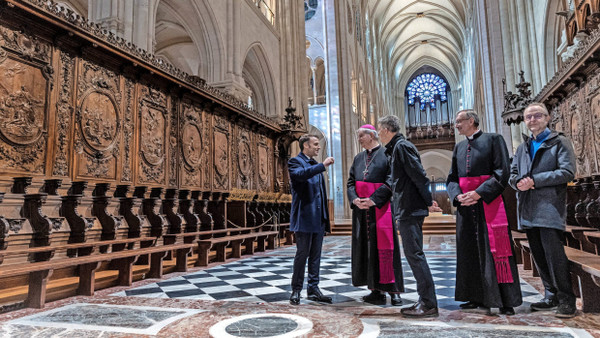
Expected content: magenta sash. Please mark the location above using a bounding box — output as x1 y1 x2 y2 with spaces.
459 175 513 284
356 181 395 284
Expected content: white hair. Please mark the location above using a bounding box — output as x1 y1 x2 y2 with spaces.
357 128 379 140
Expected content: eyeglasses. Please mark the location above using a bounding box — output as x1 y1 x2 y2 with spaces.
454 118 468 124
524 112 548 121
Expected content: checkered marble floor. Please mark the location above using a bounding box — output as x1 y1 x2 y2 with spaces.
112 252 542 310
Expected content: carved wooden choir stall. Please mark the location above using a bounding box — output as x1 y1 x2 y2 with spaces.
0 0 301 311
508 0 600 314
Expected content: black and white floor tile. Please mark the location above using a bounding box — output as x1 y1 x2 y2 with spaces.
112 255 542 310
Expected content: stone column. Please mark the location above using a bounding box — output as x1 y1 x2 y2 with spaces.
88 0 154 51
474 0 512 150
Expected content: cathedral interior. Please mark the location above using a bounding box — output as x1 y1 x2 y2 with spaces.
0 0 600 336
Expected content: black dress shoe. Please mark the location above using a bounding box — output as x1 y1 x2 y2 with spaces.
500 307 515 315
531 298 558 311
459 301 480 309
555 303 577 318
289 290 301 305
401 301 439 318
307 288 332 303
390 293 403 306
362 290 386 305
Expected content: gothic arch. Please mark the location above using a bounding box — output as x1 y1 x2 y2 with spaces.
543 0 567 82
421 149 453 180
152 0 225 82
398 57 459 94
242 43 277 116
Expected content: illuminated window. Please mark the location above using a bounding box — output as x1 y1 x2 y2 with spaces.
304 0 318 21
406 73 448 110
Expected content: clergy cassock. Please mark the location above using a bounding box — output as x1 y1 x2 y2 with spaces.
446 131 522 308
347 145 404 293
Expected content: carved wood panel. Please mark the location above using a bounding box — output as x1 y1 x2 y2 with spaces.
232 126 254 190
213 115 230 191
0 25 52 175
0 8 284 196
168 96 178 187
122 78 134 182
202 108 212 190
52 51 74 177
554 75 600 177
257 135 273 192
180 101 204 189
137 85 168 186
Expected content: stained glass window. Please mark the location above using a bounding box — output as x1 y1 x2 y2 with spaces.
406 73 448 110
304 0 318 21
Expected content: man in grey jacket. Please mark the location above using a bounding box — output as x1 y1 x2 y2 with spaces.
509 102 577 318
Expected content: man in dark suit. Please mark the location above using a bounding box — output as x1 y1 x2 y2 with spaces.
288 134 335 305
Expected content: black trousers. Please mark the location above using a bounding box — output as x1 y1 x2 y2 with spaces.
398 217 438 308
525 227 576 305
291 230 325 291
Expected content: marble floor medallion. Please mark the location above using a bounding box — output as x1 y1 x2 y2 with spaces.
6 303 204 335
209 313 313 338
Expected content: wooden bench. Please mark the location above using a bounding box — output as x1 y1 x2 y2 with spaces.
162 228 252 243
584 231 600 255
279 223 294 245
0 237 158 264
564 246 600 313
520 241 537 276
564 226 597 251
0 241 194 309
566 226 599 254
196 230 279 266
511 230 527 265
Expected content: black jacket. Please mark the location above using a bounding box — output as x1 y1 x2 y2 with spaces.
384 133 432 220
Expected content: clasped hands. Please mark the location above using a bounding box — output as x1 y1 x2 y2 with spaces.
456 191 481 206
354 199 442 212
353 198 375 210
516 177 535 191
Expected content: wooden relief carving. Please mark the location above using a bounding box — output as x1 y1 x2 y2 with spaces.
213 115 229 190
590 92 600 172
234 128 253 190
122 79 134 182
138 86 168 185
0 26 52 174
74 61 121 179
557 89 599 177
258 135 272 192
52 51 74 177
169 98 178 187
80 93 119 151
0 4 285 201
180 102 203 188
202 109 211 190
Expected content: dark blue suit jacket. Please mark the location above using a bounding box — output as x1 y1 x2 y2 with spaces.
288 153 330 233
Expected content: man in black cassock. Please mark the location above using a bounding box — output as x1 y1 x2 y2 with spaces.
347 124 403 306
446 110 522 315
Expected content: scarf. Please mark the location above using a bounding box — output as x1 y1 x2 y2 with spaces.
355 181 395 284
459 175 513 284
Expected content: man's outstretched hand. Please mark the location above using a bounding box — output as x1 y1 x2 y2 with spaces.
323 157 335 167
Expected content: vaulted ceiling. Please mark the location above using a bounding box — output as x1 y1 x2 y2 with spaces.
367 0 469 90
